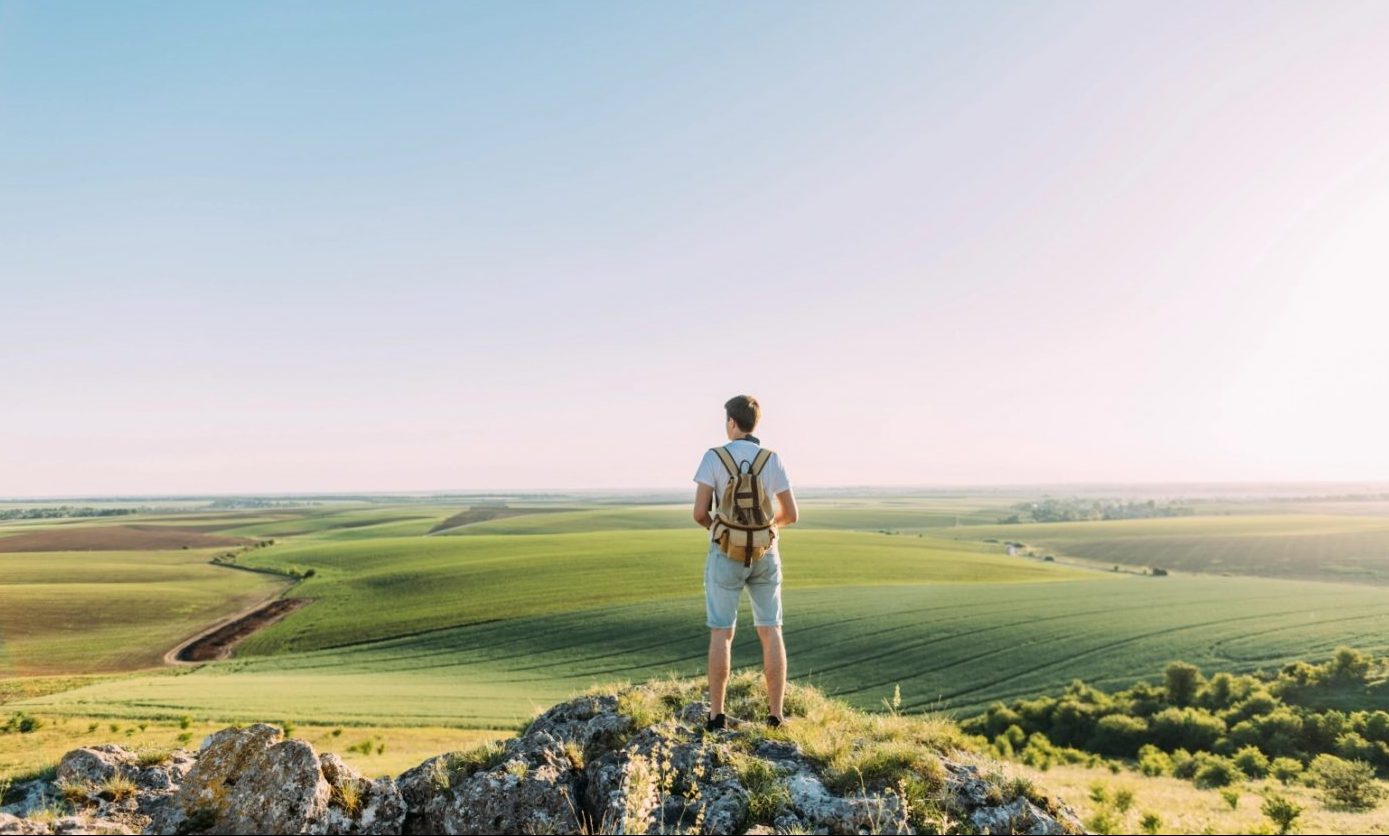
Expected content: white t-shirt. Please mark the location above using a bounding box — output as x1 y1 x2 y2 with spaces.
693 439 792 546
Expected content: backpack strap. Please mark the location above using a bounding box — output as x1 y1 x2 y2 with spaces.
747 448 773 526
712 447 739 478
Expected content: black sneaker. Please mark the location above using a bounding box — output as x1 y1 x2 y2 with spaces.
706 713 727 731
766 715 784 728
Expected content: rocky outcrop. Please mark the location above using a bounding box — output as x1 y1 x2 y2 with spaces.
0 691 1083 835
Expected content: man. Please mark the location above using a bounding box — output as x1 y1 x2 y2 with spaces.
692 395 798 731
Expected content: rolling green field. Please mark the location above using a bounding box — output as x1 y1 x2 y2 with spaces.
231 528 1079 654
12 574 1389 728
956 513 1389 583
4 495 1389 739
0 548 285 674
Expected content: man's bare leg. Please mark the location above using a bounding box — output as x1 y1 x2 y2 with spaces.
756 625 786 719
708 628 734 716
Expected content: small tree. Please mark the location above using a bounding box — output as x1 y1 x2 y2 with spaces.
1327 646 1371 682
1270 757 1302 785
1309 754 1384 810
1233 745 1270 778
1165 662 1204 707
1138 812 1162 835
1261 793 1303 835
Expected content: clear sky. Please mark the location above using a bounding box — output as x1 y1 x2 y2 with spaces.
3 1 1388 496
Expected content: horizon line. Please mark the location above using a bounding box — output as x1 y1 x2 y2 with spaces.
5 479 1389 504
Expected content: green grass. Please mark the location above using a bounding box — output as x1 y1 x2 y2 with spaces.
228 529 1083 654
218 507 453 538
955 514 1389 583
443 500 1009 536
7 500 1389 756
14 573 1389 728
0 549 286 675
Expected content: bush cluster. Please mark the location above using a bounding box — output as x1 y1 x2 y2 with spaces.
963 648 1388 808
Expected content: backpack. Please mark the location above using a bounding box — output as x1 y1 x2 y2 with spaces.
709 444 777 567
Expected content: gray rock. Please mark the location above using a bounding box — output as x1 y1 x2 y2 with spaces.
435 732 581 835
0 780 57 820
0 812 49 835
3 689 1084 836
52 814 135 834
56 746 135 787
146 723 329 835
317 753 405 835
521 694 634 761
584 722 746 835
971 795 1071 835
394 754 451 836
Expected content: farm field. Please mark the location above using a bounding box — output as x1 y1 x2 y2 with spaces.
12 573 1389 729
957 513 1389 583
4 494 1389 776
229 528 1078 654
0 547 285 675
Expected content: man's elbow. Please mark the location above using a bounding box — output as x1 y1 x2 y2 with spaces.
694 510 713 527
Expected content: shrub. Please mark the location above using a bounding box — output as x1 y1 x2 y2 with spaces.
1171 748 1197 780
1309 754 1384 810
1084 807 1120 835
1233 745 1270 778
1088 714 1148 758
1112 786 1134 813
1137 744 1172 777
1334 731 1378 762
1219 787 1240 809
1087 780 1108 805
1138 811 1162 834
1151 707 1225 752
1327 646 1371 682
1192 754 1242 789
4 713 44 734
1261 792 1303 835
1270 757 1302 785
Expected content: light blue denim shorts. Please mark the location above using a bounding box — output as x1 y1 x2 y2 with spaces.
703 540 783 629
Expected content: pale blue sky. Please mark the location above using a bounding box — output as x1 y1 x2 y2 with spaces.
3 2 1388 495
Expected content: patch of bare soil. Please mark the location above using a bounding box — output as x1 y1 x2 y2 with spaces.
171 598 310 663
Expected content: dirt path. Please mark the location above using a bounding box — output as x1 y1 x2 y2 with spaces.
164 596 310 664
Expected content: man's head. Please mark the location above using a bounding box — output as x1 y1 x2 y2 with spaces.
724 394 760 439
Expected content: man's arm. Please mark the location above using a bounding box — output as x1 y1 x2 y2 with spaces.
773 488 798 527
693 483 715 529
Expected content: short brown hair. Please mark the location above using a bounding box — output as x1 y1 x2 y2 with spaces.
725 395 760 433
